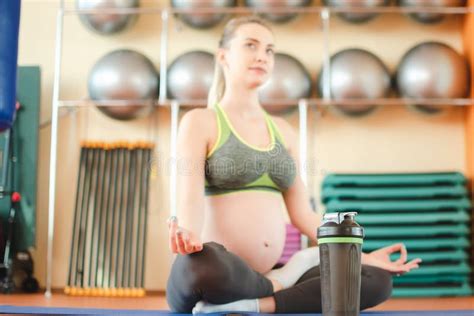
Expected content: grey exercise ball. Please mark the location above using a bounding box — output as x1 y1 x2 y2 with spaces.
167 51 215 101
244 0 312 24
322 0 390 23
259 53 312 115
88 49 159 120
398 0 466 24
76 0 139 35
171 0 236 29
317 48 391 117
396 42 470 115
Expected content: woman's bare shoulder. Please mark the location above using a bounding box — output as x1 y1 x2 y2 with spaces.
181 108 215 124
179 108 217 147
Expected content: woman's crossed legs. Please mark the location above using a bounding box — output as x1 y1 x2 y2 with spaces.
166 242 393 313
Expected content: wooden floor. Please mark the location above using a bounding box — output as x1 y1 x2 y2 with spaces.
0 292 472 312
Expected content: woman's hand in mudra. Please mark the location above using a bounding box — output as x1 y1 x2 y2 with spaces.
167 216 203 255
364 243 422 276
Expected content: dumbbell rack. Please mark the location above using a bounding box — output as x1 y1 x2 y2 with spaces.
46 0 474 297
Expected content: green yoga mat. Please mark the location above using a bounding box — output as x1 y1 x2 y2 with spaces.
395 262 471 276
388 250 469 263
326 198 471 212
392 282 472 297
322 172 465 187
364 224 470 238
362 237 470 251
353 210 470 224
322 185 467 202
393 274 470 284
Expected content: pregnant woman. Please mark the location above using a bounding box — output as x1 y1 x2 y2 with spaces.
166 15 421 314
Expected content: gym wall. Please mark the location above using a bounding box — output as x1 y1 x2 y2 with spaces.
18 0 469 291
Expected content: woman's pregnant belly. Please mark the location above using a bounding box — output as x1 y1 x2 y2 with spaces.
202 192 287 274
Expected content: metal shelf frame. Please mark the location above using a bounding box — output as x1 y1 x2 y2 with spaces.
56 97 474 108
61 4 474 15
46 0 474 297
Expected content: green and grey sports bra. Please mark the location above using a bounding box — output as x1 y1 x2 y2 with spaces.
205 103 297 196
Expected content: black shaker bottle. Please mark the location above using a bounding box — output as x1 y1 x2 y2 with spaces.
317 212 364 316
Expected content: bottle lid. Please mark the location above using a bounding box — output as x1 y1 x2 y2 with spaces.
317 211 364 239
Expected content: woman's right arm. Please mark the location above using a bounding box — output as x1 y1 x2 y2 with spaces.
168 109 210 255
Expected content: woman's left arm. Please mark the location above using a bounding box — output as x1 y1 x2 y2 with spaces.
275 118 421 273
282 171 322 244
275 117 322 244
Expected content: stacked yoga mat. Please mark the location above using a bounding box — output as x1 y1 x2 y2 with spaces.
322 172 473 297
65 141 153 297
277 224 302 266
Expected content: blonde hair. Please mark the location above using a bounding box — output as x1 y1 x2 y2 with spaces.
207 15 273 108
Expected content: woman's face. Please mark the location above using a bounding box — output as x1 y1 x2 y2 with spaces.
219 23 275 90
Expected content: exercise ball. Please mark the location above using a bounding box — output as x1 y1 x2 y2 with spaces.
244 0 312 24
259 53 312 115
171 0 236 29
167 51 215 102
317 48 391 117
76 0 139 35
322 0 390 23
396 42 470 115
88 49 159 120
398 0 466 24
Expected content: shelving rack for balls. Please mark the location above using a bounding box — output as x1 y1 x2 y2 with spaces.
46 1 474 298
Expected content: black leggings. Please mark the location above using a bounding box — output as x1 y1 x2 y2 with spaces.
166 242 393 313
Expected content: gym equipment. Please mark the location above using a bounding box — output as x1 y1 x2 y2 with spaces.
0 123 38 294
259 53 312 115
322 172 473 297
66 141 153 297
397 0 467 24
322 185 467 202
322 172 466 186
354 210 469 224
0 67 41 294
393 283 472 297
76 0 139 35
396 42 470 115
0 0 21 132
363 237 470 251
0 130 22 294
88 49 159 121
167 51 214 102
364 224 470 238
244 0 312 24
171 0 236 29
317 48 391 117
318 212 364 316
10 251 39 293
326 198 471 212
385 250 468 263
277 224 301 266
322 0 390 24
